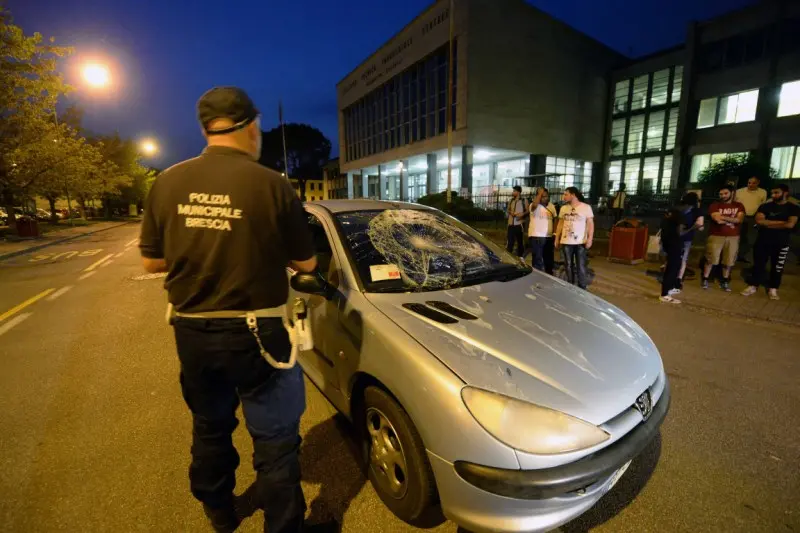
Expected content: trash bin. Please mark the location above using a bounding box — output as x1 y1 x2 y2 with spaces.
15 216 40 238
608 218 648 264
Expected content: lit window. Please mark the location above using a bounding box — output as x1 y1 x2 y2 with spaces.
642 157 660 192
697 89 759 129
631 75 648 111
660 156 674 191
671 66 683 103
697 98 718 128
609 161 622 192
690 152 748 182
624 158 641 192
650 69 669 106
777 80 800 117
614 79 630 114
771 146 800 178
718 90 758 124
646 110 665 151
665 109 678 149
627 115 645 154
611 119 626 155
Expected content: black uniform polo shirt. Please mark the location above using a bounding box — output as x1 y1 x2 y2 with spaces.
139 146 314 313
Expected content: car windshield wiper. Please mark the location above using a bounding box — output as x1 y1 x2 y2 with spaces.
368 285 427 294
460 264 530 285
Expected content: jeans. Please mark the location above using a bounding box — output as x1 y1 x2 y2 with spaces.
529 236 555 274
748 239 790 289
561 244 589 289
661 245 682 296
173 317 307 533
507 225 524 257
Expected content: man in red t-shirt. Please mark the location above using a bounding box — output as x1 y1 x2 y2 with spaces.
703 184 745 291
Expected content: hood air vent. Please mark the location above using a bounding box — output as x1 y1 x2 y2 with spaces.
425 301 479 320
402 303 458 324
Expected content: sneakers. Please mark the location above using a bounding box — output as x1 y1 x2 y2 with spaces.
659 295 681 304
701 278 709 290
668 288 681 295
741 286 758 296
720 279 731 292
203 503 240 533
769 289 780 301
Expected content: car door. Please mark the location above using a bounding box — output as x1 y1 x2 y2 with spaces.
296 212 360 398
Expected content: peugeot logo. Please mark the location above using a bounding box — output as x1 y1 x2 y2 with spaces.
634 390 653 421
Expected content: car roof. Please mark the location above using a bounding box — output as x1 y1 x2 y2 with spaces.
307 199 435 214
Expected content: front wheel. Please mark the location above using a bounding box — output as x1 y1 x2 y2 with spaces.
362 386 437 524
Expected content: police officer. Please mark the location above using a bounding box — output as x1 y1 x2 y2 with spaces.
139 87 336 533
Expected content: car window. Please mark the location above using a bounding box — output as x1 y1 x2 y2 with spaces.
335 209 529 292
307 213 340 287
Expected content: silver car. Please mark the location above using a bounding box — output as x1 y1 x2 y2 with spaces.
288 200 669 533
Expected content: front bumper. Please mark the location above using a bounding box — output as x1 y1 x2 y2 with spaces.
432 381 670 533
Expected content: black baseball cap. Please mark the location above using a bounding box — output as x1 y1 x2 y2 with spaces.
197 86 259 135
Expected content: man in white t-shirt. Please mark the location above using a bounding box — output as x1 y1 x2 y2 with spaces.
555 186 594 289
527 187 558 274
735 176 767 261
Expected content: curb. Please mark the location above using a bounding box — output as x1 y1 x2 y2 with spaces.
0 221 134 262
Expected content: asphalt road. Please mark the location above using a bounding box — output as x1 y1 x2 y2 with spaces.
0 223 797 533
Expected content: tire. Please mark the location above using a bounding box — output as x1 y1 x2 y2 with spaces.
361 385 437 524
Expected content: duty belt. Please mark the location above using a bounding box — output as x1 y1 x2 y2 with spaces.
165 302 309 371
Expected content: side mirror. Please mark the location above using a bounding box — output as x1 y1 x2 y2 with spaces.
291 271 334 300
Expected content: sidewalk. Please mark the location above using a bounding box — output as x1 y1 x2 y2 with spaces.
0 220 133 260
589 256 800 326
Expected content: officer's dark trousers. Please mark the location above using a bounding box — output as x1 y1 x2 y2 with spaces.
173 317 306 533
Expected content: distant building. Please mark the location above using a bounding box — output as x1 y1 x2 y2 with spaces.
336 0 800 202
322 158 348 199
288 178 327 202
336 0 622 203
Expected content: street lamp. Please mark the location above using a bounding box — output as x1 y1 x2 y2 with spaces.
81 62 111 88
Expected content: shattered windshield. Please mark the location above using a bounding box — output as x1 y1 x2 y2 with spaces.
336 209 530 292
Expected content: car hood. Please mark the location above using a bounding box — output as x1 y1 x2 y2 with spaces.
366 271 663 425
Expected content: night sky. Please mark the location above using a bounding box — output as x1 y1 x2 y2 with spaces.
11 0 755 168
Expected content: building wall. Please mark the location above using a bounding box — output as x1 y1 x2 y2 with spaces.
464 0 624 162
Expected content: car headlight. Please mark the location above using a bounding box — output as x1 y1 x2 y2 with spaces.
462 387 610 455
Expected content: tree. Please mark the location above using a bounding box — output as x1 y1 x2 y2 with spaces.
258 123 331 200
697 154 777 194
0 8 73 232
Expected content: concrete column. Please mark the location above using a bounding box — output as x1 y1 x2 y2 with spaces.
426 153 438 195
400 160 409 202
378 166 386 200
347 172 354 199
460 146 473 196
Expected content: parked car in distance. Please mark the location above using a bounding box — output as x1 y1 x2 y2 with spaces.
287 199 670 533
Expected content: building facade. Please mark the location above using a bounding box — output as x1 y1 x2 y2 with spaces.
335 0 623 203
333 0 800 203
604 0 800 197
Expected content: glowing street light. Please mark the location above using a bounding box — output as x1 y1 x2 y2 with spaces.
139 139 158 156
81 62 111 88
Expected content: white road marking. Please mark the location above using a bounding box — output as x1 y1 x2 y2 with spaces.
0 312 32 337
126 238 139 247
114 252 124 258
79 271 97 281
46 285 74 301
100 259 114 268
84 254 114 272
